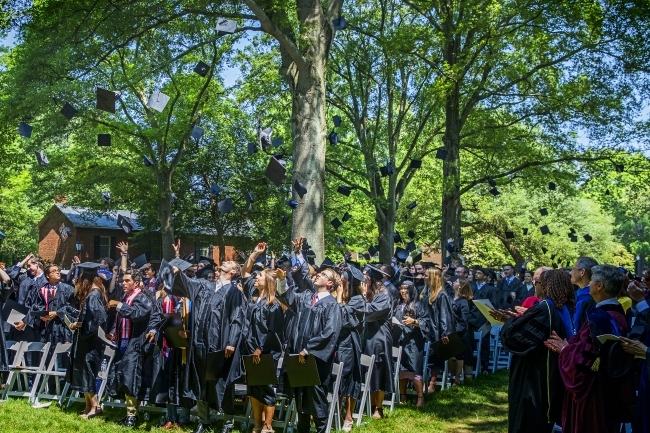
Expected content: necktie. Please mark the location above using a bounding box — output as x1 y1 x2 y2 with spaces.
311 293 318 306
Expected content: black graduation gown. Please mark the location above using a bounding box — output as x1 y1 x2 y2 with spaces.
172 273 245 411
277 263 342 419
143 294 174 404
106 290 154 400
496 277 526 309
336 295 365 399
394 300 429 376
423 290 455 367
245 297 284 405
11 273 47 344
66 289 107 394
364 290 395 393
0 282 13 371
26 282 76 348
500 300 567 433
452 297 474 361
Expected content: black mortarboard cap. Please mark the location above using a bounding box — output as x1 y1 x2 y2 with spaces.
265 156 286 187
539 208 548 216
132 254 148 269
281 215 289 226
272 137 283 147
19 121 33 138
147 90 170 112
337 185 352 196
320 258 336 269
505 231 515 239
412 252 422 263
393 232 402 243
363 253 371 261
101 191 110 204
293 180 307 199
258 126 273 150
584 234 593 242
117 215 133 234
96 87 117 113
342 212 352 222
380 163 393 177
247 142 257 155
570 234 578 242
523 228 529 235
287 200 299 210
191 125 204 140
78 262 101 277
615 164 624 173
435 148 447 160
349 266 365 282
333 16 348 30
550 254 556 260
143 155 154 167
489 187 500 196
331 218 342 230
408 230 416 239
542 247 548 254
218 197 234 214
569 227 576 233
548 182 556 190
406 240 416 252
216 18 237 35
406 201 417 210
368 246 378 257
394 247 408 262
410 159 422 169
209 183 222 195
35 150 49 167
98 134 111 146
552 263 558 269
540 225 550 235
567 232 573 238
328 131 338 145
488 177 497 187
194 61 210 77
333 115 342 127
61 102 78 120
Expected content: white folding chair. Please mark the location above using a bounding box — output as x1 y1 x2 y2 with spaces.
31 342 72 407
63 345 116 408
489 325 503 373
435 360 452 391
381 346 401 412
472 331 483 376
324 362 343 433
354 354 375 426
1 341 50 401
0 341 24 401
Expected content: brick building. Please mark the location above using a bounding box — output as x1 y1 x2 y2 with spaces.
37 204 242 266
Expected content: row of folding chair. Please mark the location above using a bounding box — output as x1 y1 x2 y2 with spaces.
488 325 511 373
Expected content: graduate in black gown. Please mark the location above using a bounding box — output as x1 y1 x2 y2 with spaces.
0 265 12 375
171 260 246 433
421 267 456 393
12 256 46 349
470 267 499 373
335 265 366 432
362 264 394 419
449 277 474 385
276 237 342 433
105 270 155 427
394 280 429 408
493 269 575 433
66 265 108 419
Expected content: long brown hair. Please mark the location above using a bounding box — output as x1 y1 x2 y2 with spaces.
76 275 108 308
259 269 278 306
422 267 443 304
456 277 473 300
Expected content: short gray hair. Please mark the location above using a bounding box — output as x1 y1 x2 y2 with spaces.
575 256 598 279
591 265 623 297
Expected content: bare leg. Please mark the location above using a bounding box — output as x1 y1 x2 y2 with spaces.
251 397 264 430
80 393 91 416
413 379 424 408
428 370 439 393
399 379 407 403
453 360 464 384
345 397 356 422
263 404 275 431
372 391 385 418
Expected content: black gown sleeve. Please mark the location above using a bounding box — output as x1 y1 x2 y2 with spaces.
438 292 455 338
80 291 107 340
117 293 153 323
500 300 556 355
306 301 341 361
225 285 245 349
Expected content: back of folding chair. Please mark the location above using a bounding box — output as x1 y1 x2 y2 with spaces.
489 325 502 373
0 341 24 402
422 342 431 394
31 342 72 407
2 341 50 401
380 346 401 412
472 331 483 376
324 362 343 433
355 354 375 427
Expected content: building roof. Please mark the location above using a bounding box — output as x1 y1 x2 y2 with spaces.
40 204 143 231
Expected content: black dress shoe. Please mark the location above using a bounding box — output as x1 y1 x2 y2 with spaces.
122 416 138 427
220 421 234 433
193 423 213 433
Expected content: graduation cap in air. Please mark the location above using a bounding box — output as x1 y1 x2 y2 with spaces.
539 208 549 216
333 16 348 30
247 142 258 155
293 180 307 199
540 225 550 235
333 115 342 127
615 164 624 173
281 215 290 226
320 258 336 270
331 218 342 230
98 134 111 146
435 148 447 160
342 212 352 222
78 262 102 278
349 265 365 283
548 182 556 191
570 234 578 242
406 240 416 252
567 231 574 238
489 187 500 196
218 198 234 214
193 61 210 77
258 127 273 150
272 137 283 148
394 247 409 263
406 201 417 210
412 252 423 263
505 231 515 239
265 156 286 187
337 185 352 196
583 234 593 242
408 230 416 239
337 237 346 247
287 200 299 210
61 102 78 120
117 215 133 234
19 121 33 138
569 227 576 234
158 259 175 291
362 253 371 261
96 87 117 113
393 232 403 243
550 254 556 260
35 151 49 167
191 125 204 140
368 246 378 257
143 155 154 167
488 177 497 187
209 183 222 196
101 191 110 204
522 228 529 235
328 131 338 145
132 254 148 270
380 162 394 177
216 18 237 36
542 247 548 254
410 159 422 169
147 90 170 112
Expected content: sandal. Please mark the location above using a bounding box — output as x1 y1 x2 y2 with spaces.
452 380 461 387
79 405 92 418
85 406 103 419
416 396 424 408
427 383 436 393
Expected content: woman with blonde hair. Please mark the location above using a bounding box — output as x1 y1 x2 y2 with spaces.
421 267 456 393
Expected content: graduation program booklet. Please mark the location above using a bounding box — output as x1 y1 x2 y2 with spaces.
98 326 117 348
472 299 502 325
597 334 645 359
63 315 76 333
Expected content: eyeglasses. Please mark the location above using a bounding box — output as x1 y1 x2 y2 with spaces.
49 269 61 274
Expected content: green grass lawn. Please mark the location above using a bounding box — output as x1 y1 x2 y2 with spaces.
0 370 509 433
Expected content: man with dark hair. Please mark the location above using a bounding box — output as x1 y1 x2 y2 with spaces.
569 256 598 330
470 268 499 373
380 264 398 307
495 264 526 309
546 265 635 433
12 256 47 349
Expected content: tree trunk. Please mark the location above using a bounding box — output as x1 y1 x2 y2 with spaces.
217 231 226 265
377 206 395 263
499 237 524 265
440 95 462 253
157 172 175 260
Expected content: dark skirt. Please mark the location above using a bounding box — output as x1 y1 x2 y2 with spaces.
248 384 276 406
454 330 475 361
67 334 104 394
369 361 394 393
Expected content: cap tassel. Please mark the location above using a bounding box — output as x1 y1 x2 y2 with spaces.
591 357 600 372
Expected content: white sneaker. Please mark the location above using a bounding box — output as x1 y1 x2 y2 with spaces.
342 420 353 432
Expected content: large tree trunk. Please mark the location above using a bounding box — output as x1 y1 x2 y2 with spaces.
157 172 175 260
377 206 395 263
440 95 462 253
